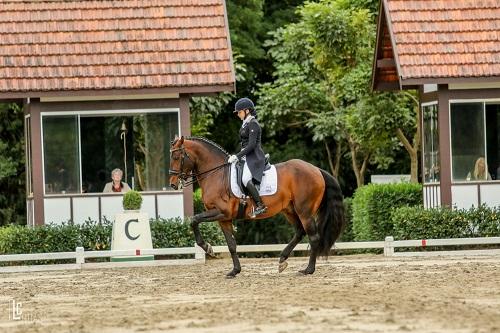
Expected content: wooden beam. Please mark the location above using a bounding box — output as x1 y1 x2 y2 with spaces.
377 58 396 68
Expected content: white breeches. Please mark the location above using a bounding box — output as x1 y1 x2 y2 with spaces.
242 162 253 185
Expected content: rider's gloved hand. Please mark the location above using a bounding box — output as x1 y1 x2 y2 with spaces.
228 155 238 164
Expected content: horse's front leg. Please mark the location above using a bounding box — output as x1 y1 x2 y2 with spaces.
191 208 225 257
219 221 241 278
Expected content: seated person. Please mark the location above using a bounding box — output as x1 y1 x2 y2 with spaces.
466 157 492 181
103 168 131 193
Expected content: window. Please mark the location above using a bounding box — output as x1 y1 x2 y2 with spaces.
450 102 500 181
422 103 439 183
42 110 179 194
42 115 81 194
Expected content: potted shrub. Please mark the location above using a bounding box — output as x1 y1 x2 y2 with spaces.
122 190 143 211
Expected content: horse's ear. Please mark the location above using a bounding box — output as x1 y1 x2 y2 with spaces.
179 136 184 144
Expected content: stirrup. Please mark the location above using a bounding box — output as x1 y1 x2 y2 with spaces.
249 205 267 218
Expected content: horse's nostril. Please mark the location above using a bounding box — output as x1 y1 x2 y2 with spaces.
170 184 178 190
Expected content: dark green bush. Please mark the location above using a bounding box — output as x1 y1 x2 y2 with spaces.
235 214 295 245
352 182 422 241
339 197 354 242
123 190 143 210
0 218 224 255
193 188 205 214
392 204 500 240
150 217 225 248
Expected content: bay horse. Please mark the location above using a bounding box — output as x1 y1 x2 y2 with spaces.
169 136 345 277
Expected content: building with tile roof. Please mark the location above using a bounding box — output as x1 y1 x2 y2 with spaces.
0 0 235 225
372 0 500 209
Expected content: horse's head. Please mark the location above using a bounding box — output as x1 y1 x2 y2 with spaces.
169 136 194 190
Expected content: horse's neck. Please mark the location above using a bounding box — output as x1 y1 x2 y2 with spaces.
188 141 226 174
188 141 228 192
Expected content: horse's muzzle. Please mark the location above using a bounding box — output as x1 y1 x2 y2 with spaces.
170 183 178 190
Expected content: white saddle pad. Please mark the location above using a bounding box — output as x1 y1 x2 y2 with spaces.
230 163 278 198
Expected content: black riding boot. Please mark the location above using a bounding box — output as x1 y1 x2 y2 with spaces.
246 180 267 218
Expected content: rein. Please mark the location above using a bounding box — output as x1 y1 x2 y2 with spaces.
181 163 229 187
169 145 229 188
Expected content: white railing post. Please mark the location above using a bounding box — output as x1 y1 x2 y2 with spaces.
384 236 394 257
194 243 206 264
75 247 85 265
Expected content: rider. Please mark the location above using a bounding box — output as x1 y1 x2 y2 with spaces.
228 97 268 217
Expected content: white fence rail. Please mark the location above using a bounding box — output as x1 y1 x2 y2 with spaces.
0 236 499 273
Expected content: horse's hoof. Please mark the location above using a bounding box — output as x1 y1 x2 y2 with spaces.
225 269 240 278
298 268 314 275
206 243 215 257
278 261 288 273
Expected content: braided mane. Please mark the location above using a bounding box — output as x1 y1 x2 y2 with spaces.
186 136 229 157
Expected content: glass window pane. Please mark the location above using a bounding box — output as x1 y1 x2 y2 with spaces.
79 112 179 193
133 113 179 191
450 102 485 181
80 116 134 193
486 103 500 180
422 104 439 183
43 116 80 194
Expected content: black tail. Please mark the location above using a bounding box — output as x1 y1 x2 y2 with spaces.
317 169 345 256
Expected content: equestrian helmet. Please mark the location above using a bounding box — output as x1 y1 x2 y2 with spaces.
233 97 255 113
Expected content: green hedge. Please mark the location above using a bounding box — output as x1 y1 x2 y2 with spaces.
392 204 500 240
0 218 225 255
339 197 354 242
352 183 422 241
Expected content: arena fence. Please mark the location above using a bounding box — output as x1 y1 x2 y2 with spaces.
1 236 499 273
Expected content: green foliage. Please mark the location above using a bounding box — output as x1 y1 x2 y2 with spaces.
392 205 500 240
257 0 417 187
190 54 248 137
150 218 225 248
122 190 143 210
193 188 205 214
0 220 112 255
339 197 354 242
352 183 422 241
0 103 25 225
0 218 225 255
235 214 295 245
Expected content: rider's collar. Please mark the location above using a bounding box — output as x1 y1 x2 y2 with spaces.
242 115 255 128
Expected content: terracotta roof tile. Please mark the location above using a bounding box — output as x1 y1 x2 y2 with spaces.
385 0 500 80
0 0 234 94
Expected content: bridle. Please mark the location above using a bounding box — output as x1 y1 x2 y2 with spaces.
169 144 229 188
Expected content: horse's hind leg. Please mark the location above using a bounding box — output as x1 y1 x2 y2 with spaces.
278 210 306 273
300 217 320 275
219 221 241 278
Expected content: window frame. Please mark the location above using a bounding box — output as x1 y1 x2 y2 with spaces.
449 98 500 183
41 108 181 195
421 101 439 184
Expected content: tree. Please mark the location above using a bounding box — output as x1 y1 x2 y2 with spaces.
0 103 25 225
257 0 418 187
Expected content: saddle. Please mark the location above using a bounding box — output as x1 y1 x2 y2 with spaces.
235 154 271 195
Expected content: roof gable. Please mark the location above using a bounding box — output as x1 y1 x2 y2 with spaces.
373 0 500 90
0 0 235 97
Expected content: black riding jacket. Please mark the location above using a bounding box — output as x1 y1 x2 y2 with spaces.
236 118 265 183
